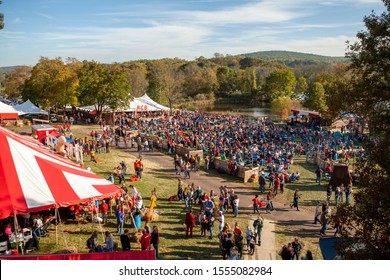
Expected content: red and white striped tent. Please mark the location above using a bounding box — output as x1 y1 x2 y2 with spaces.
0 126 122 220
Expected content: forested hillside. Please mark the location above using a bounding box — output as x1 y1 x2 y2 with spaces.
242 50 348 66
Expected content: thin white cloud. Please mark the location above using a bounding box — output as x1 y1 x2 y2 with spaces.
34 12 54 20
320 0 382 6
0 31 27 40
95 0 311 26
12 18 23 24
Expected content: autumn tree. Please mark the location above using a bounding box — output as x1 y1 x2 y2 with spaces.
0 0 4 30
4 66 32 100
181 62 217 99
124 62 149 97
271 96 302 120
263 69 296 100
216 66 237 97
236 67 258 95
22 57 79 109
162 60 183 112
305 82 328 113
333 0 390 259
146 60 168 103
294 76 308 98
77 61 130 117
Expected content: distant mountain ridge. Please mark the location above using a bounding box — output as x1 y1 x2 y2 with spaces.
241 50 348 66
0 66 18 75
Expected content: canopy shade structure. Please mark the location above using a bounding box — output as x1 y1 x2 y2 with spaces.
0 101 19 119
0 127 122 220
76 104 112 113
125 94 170 112
78 94 171 113
13 100 48 116
291 109 321 118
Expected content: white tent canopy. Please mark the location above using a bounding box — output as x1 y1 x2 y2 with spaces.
13 100 48 116
126 94 170 112
76 94 171 113
0 100 20 119
76 104 112 113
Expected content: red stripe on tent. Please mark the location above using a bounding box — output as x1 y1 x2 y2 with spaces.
0 129 29 219
35 157 84 206
0 113 18 119
35 156 120 208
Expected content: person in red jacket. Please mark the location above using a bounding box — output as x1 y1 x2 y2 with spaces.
185 209 196 237
99 200 109 224
140 229 151 250
252 194 260 214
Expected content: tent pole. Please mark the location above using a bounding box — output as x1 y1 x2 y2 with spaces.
13 210 21 254
55 208 58 245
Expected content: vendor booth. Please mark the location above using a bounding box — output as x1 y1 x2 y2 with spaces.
31 124 56 142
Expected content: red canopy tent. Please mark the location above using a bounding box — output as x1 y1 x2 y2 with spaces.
0 126 122 220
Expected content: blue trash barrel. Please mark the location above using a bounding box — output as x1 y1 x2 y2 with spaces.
132 214 141 229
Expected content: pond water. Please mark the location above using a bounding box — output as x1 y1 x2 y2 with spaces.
202 103 278 119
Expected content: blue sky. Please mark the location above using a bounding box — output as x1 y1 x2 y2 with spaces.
0 0 386 66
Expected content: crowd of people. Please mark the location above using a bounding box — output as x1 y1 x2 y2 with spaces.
9 109 365 260
111 111 364 172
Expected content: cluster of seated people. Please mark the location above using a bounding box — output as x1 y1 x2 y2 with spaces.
0 212 57 254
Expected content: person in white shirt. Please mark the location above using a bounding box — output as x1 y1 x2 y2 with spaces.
218 211 225 233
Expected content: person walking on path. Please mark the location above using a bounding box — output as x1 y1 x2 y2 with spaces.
313 201 321 224
259 172 266 194
184 161 191 179
320 201 330 236
252 194 260 214
185 209 195 237
290 189 301 211
253 215 264 246
233 194 239 217
248 232 256 255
